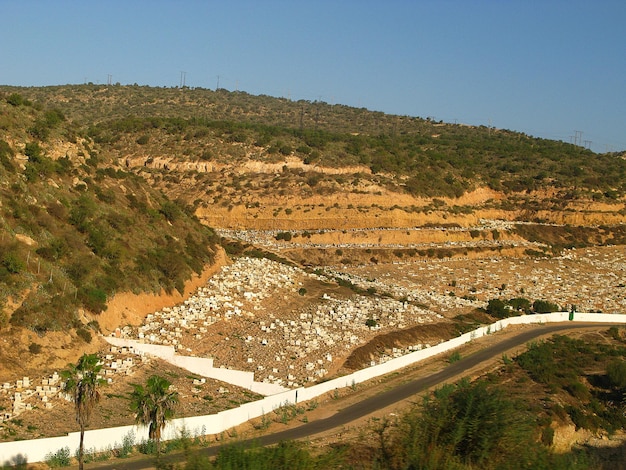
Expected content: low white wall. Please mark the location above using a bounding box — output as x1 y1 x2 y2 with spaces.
2 312 624 465
103 337 288 395
106 339 178 361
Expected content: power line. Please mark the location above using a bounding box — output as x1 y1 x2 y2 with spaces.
574 130 583 147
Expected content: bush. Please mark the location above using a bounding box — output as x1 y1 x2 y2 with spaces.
395 379 537 468
508 297 531 313
76 327 92 343
7 93 25 106
2 252 24 274
606 360 626 389
275 231 292 241
137 438 157 455
0 139 15 172
532 299 561 313
607 326 622 341
46 447 71 467
79 286 107 314
159 201 181 223
365 318 377 328
117 430 135 458
486 299 508 319
541 426 555 446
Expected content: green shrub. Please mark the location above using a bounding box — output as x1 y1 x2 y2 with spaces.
76 327 92 343
508 297 531 313
448 351 461 363
396 379 537 468
7 93 26 106
46 447 71 467
79 286 107 314
541 426 555 446
2 252 24 274
532 299 561 313
486 298 508 318
606 360 626 388
116 430 135 458
275 231 292 241
137 438 157 455
0 139 15 172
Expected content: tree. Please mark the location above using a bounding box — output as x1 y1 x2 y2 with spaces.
129 375 179 456
485 298 508 319
61 354 105 470
532 299 561 313
508 297 531 314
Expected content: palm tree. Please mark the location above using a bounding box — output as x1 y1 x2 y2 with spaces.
129 374 179 456
61 353 105 470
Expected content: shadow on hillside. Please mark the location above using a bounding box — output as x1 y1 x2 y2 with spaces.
580 440 626 470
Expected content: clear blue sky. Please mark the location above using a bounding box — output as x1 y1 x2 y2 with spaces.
2 0 625 153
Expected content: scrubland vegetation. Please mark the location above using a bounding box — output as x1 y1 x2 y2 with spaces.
0 91 218 336
1 84 625 468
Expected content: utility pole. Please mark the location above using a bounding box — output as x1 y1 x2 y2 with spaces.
180 71 186 88
583 140 592 149
107 74 112 86
216 75 220 91
574 130 583 146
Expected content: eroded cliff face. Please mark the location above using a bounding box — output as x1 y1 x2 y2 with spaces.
97 247 229 334
115 137 626 233
194 194 626 232
0 248 228 383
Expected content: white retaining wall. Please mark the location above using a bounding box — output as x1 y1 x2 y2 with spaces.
104 337 288 396
2 312 625 465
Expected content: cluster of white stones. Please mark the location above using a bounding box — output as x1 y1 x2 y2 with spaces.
0 347 147 424
0 373 64 424
247 293 439 387
521 247 626 313
102 345 147 378
322 268 485 314
344 246 626 315
214 224 542 251
134 257 304 352
124 256 442 388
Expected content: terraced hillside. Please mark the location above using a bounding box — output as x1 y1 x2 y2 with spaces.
0 85 625 460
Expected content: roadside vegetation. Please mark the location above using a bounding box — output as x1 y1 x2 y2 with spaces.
37 328 626 469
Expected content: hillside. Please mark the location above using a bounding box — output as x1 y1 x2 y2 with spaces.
0 84 625 364
3 85 624 241
0 85 625 466
0 91 220 375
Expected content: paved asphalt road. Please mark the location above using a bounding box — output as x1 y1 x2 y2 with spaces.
88 322 610 469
